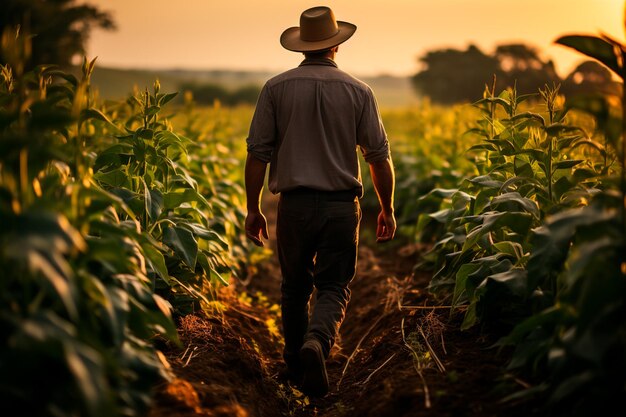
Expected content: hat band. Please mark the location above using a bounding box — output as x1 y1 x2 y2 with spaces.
301 27 340 43
300 28 341 42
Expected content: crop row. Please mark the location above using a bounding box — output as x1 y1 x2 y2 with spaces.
0 28 255 417
412 34 625 414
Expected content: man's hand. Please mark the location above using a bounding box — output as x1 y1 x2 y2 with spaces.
245 211 269 247
245 154 269 247
369 157 396 243
376 210 396 243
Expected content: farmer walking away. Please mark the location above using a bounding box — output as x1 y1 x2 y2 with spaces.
244 5 396 397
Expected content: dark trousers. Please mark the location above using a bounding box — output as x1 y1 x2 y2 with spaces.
277 188 361 368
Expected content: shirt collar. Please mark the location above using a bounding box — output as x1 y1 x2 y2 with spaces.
299 58 338 68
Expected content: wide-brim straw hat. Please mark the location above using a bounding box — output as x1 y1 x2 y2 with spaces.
280 6 357 52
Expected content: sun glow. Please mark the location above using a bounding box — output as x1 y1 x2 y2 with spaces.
87 0 626 77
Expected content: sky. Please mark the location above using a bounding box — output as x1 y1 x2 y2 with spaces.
86 0 625 78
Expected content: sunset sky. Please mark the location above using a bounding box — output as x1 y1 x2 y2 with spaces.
87 0 624 77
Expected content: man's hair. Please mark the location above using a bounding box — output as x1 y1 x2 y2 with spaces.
304 49 332 59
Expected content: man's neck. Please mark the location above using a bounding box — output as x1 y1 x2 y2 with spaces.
303 50 336 61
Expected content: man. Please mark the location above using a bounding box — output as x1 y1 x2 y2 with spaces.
245 6 395 397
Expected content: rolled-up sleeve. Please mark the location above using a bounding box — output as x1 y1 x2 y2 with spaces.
357 87 390 163
246 84 276 163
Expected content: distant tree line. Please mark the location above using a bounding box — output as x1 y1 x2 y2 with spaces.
180 83 261 106
412 43 622 104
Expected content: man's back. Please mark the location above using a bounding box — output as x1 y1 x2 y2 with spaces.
248 57 389 194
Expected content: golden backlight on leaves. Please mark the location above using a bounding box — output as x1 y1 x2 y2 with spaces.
0 1 624 416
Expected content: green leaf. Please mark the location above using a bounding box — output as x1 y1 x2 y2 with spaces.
478 268 528 300
545 124 585 137
169 275 212 305
465 127 490 139
94 169 128 188
468 175 502 189
476 96 512 114
155 130 186 151
158 92 178 106
513 156 534 178
163 189 210 209
133 137 146 162
141 241 170 283
453 263 481 306
137 128 154 140
553 159 583 170
464 211 534 250
428 208 454 224
47 70 79 86
184 224 229 248
100 284 128 348
148 189 163 221
467 143 497 152
569 139 605 155
210 269 229 286
510 112 546 126
4 212 85 319
145 106 160 117
555 35 622 77
95 143 133 170
79 108 116 128
474 188 498 214
64 342 109 417
493 241 525 260
152 294 173 319
461 302 478 330
527 204 616 289
150 294 179 341
163 226 198 268
489 192 540 218
572 168 598 183
564 236 623 315
109 187 143 215
142 178 152 221
500 176 542 196
504 306 567 344
168 165 198 189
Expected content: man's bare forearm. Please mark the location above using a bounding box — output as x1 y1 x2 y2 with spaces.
245 154 268 213
369 157 395 214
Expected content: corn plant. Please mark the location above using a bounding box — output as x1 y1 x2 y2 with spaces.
95 82 209 312
417 80 612 330
360 103 478 239
498 17 626 415
0 25 254 416
175 96 256 285
0 28 179 417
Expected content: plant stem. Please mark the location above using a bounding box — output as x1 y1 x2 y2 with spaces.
548 137 553 203
547 96 555 204
19 148 28 210
621 65 626 235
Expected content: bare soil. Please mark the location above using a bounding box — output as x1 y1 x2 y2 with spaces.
149 194 544 417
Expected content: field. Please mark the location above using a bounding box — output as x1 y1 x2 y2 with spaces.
1 23 625 417
83 66 418 108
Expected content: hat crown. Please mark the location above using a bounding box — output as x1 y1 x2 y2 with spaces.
279 6 356 52
299 6 339 42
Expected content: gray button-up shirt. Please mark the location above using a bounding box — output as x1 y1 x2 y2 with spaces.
246 58 390 195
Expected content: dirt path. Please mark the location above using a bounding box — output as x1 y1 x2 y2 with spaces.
149 194 539 417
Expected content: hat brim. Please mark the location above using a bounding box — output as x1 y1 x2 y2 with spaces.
280 21 357 52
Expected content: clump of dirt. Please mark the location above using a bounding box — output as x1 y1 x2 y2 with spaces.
148 283 289 417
